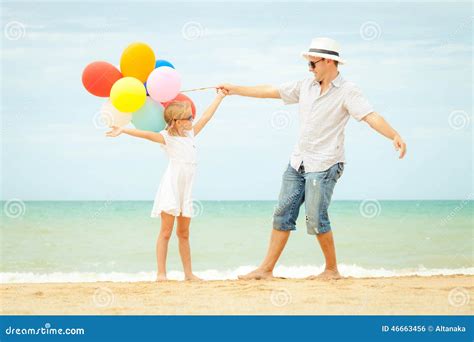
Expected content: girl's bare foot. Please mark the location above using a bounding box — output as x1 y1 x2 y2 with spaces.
184 273 202 281
156 274 168 282
306 269 342 280
238 268 274 280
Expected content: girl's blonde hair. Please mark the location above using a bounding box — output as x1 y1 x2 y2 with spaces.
164 101 192 136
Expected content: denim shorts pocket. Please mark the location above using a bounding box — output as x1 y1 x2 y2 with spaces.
336 162 344 180
334 163 344 181
327 162 342 181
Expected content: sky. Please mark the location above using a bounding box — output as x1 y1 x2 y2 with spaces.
1 1 472 201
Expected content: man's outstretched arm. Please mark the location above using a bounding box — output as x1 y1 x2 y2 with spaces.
217 84 281 99
363 112 407 159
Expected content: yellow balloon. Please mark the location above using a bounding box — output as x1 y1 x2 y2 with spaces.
110 77 146 113
120 42 155 83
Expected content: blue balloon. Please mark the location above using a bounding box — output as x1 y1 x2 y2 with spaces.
131 98 165 132
155 59 175 69
144 81 149 96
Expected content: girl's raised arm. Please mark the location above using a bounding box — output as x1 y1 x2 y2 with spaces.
193 89 227 136
106 126 166 144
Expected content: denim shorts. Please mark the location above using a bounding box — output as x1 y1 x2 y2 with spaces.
273 162 344 235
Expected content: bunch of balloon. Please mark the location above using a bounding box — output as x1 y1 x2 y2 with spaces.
82 42 196 132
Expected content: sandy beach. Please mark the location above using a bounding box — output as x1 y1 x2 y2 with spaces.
1 275 472 315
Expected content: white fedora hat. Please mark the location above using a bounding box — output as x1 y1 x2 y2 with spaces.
301 37 346 64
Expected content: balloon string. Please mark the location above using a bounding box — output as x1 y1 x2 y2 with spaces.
181 86 217 93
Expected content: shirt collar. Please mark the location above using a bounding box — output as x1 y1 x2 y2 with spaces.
312 73 343 88
331 73 343 88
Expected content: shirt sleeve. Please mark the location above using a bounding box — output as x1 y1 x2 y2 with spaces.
343 84 374 121
278 79 303 105
159 130 169 146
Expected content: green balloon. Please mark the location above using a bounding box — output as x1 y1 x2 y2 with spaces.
131 98 166 132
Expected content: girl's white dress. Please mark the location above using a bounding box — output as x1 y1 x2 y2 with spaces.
151 129 197 218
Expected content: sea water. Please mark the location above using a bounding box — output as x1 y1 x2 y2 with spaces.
1 200 472 282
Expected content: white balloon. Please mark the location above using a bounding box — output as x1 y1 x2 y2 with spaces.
99 100 132 128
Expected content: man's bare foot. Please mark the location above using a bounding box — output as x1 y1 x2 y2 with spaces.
156 274 168 282
184 273 202 281
306 269 342 280
238 268 274 280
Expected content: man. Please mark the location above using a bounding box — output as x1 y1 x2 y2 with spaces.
218 37 407 280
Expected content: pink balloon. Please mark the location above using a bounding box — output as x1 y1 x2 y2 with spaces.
146 66 181 102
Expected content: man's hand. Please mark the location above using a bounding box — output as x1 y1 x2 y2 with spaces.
393 134 407 159
217 83 237 95
363 112 407 159
215 88 229 98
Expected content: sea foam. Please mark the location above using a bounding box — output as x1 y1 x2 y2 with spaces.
1 264 473 283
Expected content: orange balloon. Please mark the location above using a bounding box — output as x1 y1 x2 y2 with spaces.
82 61 122 97
120 42 155 83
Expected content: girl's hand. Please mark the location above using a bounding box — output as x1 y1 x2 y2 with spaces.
217 83 236 95
216 88 228 99
105 125 124 137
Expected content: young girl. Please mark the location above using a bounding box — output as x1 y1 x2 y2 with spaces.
106 89 227 281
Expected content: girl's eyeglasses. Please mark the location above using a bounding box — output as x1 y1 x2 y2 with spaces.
175 115 193 122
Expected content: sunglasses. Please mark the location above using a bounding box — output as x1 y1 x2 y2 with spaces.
173 115 193 123
182 115 194 121
308 59 324 69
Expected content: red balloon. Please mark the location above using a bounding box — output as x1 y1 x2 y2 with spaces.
82 61 122 97
161 93 196 118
